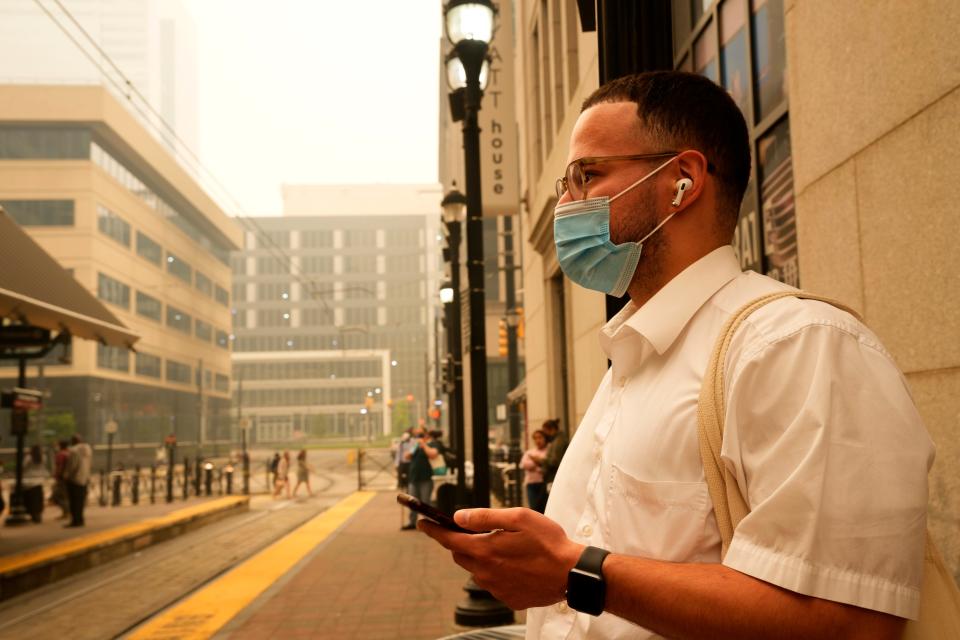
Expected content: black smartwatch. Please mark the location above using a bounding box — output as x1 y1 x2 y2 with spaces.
566 545 611 616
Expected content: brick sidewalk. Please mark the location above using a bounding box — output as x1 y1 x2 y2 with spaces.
219 491 522 639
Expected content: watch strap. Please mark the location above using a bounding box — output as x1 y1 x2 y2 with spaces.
575 545 610 574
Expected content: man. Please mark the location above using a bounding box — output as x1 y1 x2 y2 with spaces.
63 434 92 527
421 71 933 639
401 425 440 530
539 419 566 486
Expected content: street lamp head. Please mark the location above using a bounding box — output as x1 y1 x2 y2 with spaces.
439 282 455 304
445 49 490 92
441 186 467 224
443 0 497 46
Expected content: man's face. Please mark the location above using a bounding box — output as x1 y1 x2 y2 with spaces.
563 101 670 268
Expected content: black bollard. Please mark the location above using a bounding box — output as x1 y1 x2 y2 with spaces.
150 464 157 504
111 471 122 506
225 466 233 495
99 469 107 507
194 459 202 497
132 464 141 505
204 463 213 496
182 457 190 501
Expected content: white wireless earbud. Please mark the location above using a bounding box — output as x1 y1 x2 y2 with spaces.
672 178 693 207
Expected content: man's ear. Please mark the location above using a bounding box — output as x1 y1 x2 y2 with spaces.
670 150 709 211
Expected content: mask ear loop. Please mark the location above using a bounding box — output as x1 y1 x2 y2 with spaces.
609 155 678 204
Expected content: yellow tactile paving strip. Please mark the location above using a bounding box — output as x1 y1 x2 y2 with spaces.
127 490 376 640
0 496 249 576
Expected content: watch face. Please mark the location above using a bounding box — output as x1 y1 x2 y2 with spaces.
567 568 605 616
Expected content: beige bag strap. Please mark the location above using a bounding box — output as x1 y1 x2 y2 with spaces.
696 290 861 558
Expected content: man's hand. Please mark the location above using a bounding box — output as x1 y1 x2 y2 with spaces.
419 508 583 610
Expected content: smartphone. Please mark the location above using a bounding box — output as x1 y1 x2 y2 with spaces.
396 492 480 534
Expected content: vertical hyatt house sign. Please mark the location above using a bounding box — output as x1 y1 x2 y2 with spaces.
480 0 519 217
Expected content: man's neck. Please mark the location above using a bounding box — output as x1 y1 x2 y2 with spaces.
626 242 725 308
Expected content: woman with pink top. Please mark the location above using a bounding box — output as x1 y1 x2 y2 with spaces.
520 430 549 513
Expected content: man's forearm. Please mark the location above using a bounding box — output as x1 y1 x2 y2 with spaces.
602 555 904 640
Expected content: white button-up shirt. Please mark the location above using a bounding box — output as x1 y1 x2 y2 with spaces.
526 246 933 640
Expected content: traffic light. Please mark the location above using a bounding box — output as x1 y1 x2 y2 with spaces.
406 393 415 402
498 318 508 356
429 408 441 421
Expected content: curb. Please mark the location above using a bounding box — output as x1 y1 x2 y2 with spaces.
0 495 250 602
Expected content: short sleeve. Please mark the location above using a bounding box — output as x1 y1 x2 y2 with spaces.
721 322 934 619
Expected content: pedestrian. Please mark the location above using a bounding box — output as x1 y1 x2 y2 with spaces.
539 418 567 491
269 452 280 488
401 426 440 530
520 430 549 513
21 444 49 523
272 450 290 499
394 429 413 489
420 70 932 638
292 449 313 497
63 434 92 527
52 440 70 519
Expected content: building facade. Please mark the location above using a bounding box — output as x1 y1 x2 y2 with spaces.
0 84 240 462
230 185 444 443
502 0 960 574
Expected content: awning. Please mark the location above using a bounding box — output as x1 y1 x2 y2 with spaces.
0 208 139 349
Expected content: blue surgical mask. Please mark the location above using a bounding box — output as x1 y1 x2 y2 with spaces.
554 156 679 297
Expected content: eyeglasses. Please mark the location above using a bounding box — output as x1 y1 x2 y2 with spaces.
555 152 679 200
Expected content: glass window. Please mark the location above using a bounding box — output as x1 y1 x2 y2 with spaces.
345 307 377 325
166 305 192 334
195 271 213 297
166 252 192 284
97 344 129 372
136 231 162 265
232 283 247 303
96 205 131 247
136 291 162 322
720 0 750 116
0 200 74 226
344 282 376 299
0 127 91 159
215 373 229 392
257 309 290 327
215 284 229 306
758 119 799 287
195 319 213 342
97 273 130 309
751 0 787 122
302 307 332 326
694 19 719 82
343 229 376 248
257 282 289 301
260 230 290 249
344 255 377 273
386 281 422 300
692 0 715 25
388 306 421 325
256 256 286 275
135 352 162 378
732 176 762 273
385 255 420 273
166 359 192 385
301 255 333 274
301 230 333 248
216 330 230 349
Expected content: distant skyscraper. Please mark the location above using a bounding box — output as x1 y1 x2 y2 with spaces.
0 0 198 151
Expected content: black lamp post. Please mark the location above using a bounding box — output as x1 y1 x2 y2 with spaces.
444 0 494 512
444 0 514 628
441 188 467 507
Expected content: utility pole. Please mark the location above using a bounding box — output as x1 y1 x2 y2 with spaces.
503 214 522 507
197 358 204 459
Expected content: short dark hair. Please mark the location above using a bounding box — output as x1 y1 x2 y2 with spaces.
582 71 750 235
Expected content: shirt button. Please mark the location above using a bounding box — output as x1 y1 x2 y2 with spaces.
618 376 626 386
557 602 569 613
581 524 593 537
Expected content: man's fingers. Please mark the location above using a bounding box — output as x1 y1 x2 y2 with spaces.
453 507 531 532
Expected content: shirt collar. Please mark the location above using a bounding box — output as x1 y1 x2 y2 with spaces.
600 245 742 356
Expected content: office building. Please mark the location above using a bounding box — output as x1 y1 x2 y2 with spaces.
230 184 443 443
0 84 240 459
